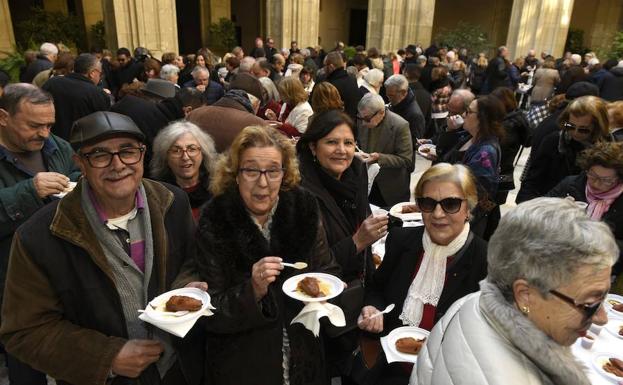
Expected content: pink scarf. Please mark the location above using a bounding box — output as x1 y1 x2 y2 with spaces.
585 181 623 220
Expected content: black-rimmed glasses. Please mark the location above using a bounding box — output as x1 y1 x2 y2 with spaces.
549 289 604 320
562 122 592 135
416 197 466 214
238 167 284 182
356 110 380 123
80 146 145 168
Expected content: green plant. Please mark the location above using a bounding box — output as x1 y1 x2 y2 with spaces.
207 18 237 54
607 31 623 60
343 46 356 60
434 22 491 56
15 7 86 51
90 21 106 49
0 50 26 82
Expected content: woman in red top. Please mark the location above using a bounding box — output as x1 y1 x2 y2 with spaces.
357 163 488 384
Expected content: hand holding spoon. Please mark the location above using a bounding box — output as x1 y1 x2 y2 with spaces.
358 303 395 324
281 261 308 270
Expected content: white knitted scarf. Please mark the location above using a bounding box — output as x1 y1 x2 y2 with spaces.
399 223 471 326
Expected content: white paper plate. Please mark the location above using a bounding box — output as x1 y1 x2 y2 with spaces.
604 318 623 340
417 144 437 158
143 287 212 325
605 294 623 317
282 272 343 303
592 352 623 382
389 202 422 222
53 181 77 198
384 326 430 363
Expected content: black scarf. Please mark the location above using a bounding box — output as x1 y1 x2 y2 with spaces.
313 162 360 229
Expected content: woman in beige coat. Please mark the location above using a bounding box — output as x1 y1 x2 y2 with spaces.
531 59 560 102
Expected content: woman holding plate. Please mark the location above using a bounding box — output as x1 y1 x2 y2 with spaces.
357 163 488 384
195 125 340 385
415 197 615 385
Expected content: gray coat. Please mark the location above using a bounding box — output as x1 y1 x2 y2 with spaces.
358 109 414 206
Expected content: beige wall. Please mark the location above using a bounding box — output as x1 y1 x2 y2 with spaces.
82 0 104 46
431 0 513 54
570 0 623 57
0 0 15 56
265 0 319 49
43 0 68 13
318 0 366 50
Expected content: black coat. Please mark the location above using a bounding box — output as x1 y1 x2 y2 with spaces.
299 155 371 283
42 73 111 141
21 55 53 83
389 88 426 141
196 187 341 385
500 109 530 175
546 173 623 274
484 56 510 93
601 67 623 102
517 131 585 203
365 226 488 333
325 68 362 121
530 106 565 151
409 81 432 130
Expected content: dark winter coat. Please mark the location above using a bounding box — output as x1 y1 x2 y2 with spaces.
389 88 426 142
601 67 623 102
324 68 362 122
196 187 341 385
21 55 53 83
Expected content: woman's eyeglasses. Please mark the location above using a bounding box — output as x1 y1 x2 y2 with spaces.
549 289 604 320
586 171 619 186
238 168 284 182
168 145 201 158
562 122 592 135
416 197 465 214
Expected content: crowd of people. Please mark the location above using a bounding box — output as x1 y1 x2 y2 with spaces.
0 35 621 385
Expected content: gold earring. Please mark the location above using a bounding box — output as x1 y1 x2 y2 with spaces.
521 306 530 314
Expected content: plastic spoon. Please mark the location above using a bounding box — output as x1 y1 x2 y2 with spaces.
358 303 395 324
281 262 308 270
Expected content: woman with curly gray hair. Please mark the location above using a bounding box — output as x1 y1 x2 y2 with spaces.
415 197 617 385
151 120 217 221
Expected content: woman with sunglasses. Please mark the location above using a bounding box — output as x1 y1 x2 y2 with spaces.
415 197 615 385
357 163 487 385
546 141 623 294
518 95 611 202
151 121 217 222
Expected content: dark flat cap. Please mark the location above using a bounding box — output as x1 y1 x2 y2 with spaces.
229 73 263 101
70 111 145 150
566 81 599 100
141 78 176 99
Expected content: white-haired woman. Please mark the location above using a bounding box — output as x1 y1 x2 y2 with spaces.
415 197 616 385
359 68 385 95
151 120 217 221
160 64 181 88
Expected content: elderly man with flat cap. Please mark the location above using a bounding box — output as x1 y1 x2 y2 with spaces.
0 111 206 385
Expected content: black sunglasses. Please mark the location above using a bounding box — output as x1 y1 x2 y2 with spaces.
549 289 603 320
562 122 592 135
416 197 465 214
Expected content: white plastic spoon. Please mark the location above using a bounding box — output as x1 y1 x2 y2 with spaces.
358 303 395 324
281 262 308 270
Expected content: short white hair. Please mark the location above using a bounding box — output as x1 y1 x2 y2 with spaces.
160 64 180 81
358 93 385 114
571 54 582 65
40 42 58 56
364 69 385 88
384 74 408 91
488 197 618 300
191 66 209 78
588 57 600 67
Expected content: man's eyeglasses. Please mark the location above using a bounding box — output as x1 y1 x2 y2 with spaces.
465 107 478 116
238 168 284 182
549 289 604 320
356 110 380 123
80 147 145 168
562 122 592 135
416 197 465 214
586 171 618 186
168 145 201 159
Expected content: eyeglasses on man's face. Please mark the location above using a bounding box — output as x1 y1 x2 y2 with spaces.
356 110 380 123
238 167 284 182
80 146 145 168
168 145 201 159
549 289 604 320
416 197 465 214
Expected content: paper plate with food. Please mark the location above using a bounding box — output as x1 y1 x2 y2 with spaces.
389 202 422 222
604 318 623 339
605 293 623 316
417 144 436 159
282 272 343 303
142 287 212 324
383 326 430 363
592 353 623 381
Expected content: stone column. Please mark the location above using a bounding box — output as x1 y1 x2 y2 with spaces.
201 0 232 48
265 0 319 49
506 0 575 60
0 0 15 57
103 0 178 57
366 0 436 53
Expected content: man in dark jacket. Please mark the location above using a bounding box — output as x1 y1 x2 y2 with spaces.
112 48 144 96
21 43 57 83
483 46 511 94
0 111 206 385
321 51 362 121
187 73 267 152
42 53 111 141
183 66 224 105
601 65 623 102
385 74 426 146
404 64 432 130
0 84 80 384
